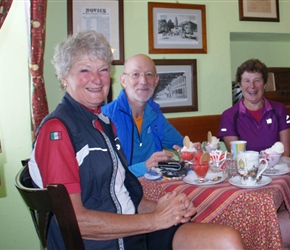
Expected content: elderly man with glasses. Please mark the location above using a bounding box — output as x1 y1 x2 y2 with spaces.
102 54 190 178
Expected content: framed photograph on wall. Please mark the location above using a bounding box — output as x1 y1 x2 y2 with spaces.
239 0 279 22
148 2 207 54
152 59 198 113
67 0 124 65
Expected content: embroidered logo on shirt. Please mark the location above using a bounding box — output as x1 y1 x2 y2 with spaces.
266 118 272 124
221 128 227 132
50 132 62 140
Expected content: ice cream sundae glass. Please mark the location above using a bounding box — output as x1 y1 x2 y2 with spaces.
202 131 220 153
261 142 284 174
179 136 197 162
191 152 210 183
209 150 228 173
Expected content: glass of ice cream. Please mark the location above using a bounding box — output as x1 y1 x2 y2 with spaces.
179 143 197 162
261 142 284 174
191 162 210 182
202 135 220 153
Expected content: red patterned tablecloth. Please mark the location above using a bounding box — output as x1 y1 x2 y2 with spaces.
139 174 290 249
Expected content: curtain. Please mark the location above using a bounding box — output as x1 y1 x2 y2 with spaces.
28 0 49 137
0 0 13 29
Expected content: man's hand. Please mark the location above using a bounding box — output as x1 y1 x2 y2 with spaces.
145 151 174 170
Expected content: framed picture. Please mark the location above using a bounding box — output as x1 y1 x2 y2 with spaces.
239 0 279 22
265 72 276 91
67 0 124 65
152 59 198 113
148 2 207 54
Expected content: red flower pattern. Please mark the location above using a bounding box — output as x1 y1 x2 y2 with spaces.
29 0 49 136
140 174 290 249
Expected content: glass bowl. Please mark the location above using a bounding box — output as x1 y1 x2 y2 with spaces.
202 141 220 153
209 161 225 173
260 151 282 174
191 162 210 182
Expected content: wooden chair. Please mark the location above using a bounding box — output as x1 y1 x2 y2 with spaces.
14 160 85 250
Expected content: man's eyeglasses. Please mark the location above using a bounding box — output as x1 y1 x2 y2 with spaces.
123 72 157 80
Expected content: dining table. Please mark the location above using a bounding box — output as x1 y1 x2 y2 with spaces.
139 169 290 249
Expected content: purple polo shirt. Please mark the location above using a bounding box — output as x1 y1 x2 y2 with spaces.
218 98 290 152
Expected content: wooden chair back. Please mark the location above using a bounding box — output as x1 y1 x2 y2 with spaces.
14 160 85 250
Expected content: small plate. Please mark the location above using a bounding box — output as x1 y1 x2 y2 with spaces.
183 170 226 186
228 176 272 189
263 163 290 176
280 156 290 165
144 172 163 181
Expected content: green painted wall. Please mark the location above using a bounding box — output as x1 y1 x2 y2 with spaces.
0 2 39 249
231 40 290 81
0 0 289 249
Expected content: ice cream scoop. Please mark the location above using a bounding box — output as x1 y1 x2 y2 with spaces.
203 131 220 152
179 135 197 162
180 135 197 153
210 136 220 146
265 141 284 154
180 143 197 153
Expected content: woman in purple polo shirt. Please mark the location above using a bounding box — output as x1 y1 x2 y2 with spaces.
219 58 290 247
219 58 290 157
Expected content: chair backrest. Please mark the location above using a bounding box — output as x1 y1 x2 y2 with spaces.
15 160 85 250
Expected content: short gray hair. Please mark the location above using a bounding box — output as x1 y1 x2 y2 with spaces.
52 30 113 82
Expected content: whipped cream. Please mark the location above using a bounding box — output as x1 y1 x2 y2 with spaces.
210 136 220 146
264 142 284 154
180 141 197 152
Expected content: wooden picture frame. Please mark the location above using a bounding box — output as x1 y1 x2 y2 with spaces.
67 0 124 65
148 2 207 54
264 67 290 106
152 59 198 113
239 0 279 22
265 72 276 91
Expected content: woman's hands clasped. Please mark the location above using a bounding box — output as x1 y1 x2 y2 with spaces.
153 191 197 229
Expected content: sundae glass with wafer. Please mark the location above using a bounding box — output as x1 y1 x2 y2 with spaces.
191 152 210 183
202 131 220 153
179 136 197 162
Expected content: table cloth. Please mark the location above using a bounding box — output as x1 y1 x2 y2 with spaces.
140 174 290 249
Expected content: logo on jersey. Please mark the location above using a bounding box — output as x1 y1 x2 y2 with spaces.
50 131 62 140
